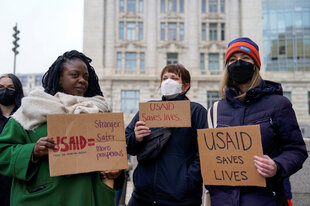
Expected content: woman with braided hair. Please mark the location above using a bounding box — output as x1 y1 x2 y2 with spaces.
0 50 122 206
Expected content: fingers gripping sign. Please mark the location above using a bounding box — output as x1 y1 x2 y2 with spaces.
32 137 56 162
134 121 151 142
254 155 277 178
101 170 122 179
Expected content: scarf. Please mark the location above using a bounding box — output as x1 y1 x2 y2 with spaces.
12 89 111 130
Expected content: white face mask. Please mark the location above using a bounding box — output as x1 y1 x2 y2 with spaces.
160 78 183 98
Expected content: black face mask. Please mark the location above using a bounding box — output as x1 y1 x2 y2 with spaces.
0 88 16 106
228 60 254 84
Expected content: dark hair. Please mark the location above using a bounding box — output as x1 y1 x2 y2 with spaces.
160 64 191 95
0 73 24 108
42 50 103 97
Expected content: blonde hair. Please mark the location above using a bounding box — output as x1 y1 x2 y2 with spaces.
220 65 262 100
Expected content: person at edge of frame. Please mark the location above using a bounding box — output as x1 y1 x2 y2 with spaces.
205 37 308 206
0 73 24 206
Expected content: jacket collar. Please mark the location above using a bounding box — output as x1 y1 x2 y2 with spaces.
162 94 188 101
225 80 283 106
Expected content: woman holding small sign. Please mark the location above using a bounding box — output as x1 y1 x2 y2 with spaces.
126 64 207 206
0 50 122 206
205 37 308 206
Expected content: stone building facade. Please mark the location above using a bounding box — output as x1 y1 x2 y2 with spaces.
83 0 310 135
83 1 310 204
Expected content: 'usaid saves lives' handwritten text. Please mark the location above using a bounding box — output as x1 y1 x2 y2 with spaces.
139 100 191 128
141 102 181 121
197 125 266 187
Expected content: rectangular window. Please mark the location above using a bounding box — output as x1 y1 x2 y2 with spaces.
168 0 177 12
208 53 219 71
221 23 225 41
35 75 43 86
168 23 177 40
207 91 220 109
18 75 27 86
119 22 124 40
138 22 143 40
139 0 143 12
121 90 139 114
279 39 286 55
120 0 124 11
180 0 184 12
117 52 122 71
220 0 225 12
209 0 217 12
127 0 136 11
209 23 217 41
200 53 205 71
202 23 206 41
161 23 165 40
167 53 178 65
180 23 184 40
283 91 291 101
127 22 136 40
202 0 206 12
140 52 145 72
161 0 165 12
125 52 137 73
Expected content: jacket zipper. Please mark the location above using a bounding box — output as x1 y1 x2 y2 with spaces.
152 161 158 204
242 106 246 125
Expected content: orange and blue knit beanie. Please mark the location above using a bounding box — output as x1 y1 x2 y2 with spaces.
225 37 261 69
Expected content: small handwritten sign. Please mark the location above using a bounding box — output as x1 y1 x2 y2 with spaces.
47 113 128 177
139 100 191 128
197 125 266 187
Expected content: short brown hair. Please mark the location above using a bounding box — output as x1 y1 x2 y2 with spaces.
160 64 191 95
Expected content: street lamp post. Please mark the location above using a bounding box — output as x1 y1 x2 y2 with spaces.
12 23 20 74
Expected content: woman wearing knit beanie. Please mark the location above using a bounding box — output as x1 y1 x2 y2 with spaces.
205 37 308 206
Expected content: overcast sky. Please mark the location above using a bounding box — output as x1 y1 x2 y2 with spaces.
0 0 84 75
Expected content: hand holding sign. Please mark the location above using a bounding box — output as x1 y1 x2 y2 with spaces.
254 155 277 177
134 121 151 142
102 170 122 179
33 137 56 157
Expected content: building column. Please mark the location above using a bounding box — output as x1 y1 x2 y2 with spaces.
104 0 116 75
146 0 157 75
83 0 105 78
187 0 199 75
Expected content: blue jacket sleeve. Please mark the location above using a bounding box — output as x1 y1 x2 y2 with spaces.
187 103 208 189
272 98 308 179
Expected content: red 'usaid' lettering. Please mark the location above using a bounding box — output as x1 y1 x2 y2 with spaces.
149 102 175 111
52 136 87 152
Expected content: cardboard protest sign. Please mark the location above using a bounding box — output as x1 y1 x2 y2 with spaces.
139 100 191 128
197 125 266 187
47 113 128 177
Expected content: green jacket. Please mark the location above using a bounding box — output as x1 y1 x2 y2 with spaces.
0 118 115 206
